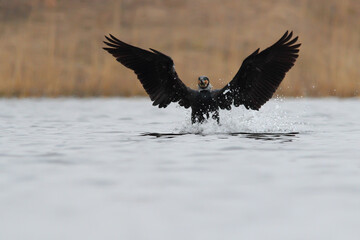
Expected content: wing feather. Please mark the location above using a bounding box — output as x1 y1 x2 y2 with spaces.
214 31 301 110
103 34 194 108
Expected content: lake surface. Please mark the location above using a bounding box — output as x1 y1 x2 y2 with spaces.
1 98 360 240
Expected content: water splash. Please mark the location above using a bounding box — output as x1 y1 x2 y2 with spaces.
176 99 306 135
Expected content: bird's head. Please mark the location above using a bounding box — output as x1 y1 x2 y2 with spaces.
198 76 211 90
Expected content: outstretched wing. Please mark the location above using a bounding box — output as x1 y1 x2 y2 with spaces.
103 34 194 108
214 31 300 110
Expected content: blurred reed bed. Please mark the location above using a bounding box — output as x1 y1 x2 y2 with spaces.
0 0 359 97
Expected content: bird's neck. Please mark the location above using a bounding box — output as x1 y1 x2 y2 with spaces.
198 84 212 91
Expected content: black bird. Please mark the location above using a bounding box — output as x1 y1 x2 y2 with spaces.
103 31 300 124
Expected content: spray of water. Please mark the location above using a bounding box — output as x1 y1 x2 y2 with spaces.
176 98 306 135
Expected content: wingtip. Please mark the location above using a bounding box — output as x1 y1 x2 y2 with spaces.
104 35 112 42
149 48 161 54
277 31 289 44
284 31 293 42
104 34 128 46
109 33 119 41
105 34 114 40
277 30 300 46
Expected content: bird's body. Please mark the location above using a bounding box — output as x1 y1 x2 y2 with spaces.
191 89 219 123
103 31 300 124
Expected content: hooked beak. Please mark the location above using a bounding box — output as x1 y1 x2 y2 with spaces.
199 79 208 88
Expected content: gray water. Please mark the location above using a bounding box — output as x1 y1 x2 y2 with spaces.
1 98 360 240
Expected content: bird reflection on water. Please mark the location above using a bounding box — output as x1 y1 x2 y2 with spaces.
142 132 299 143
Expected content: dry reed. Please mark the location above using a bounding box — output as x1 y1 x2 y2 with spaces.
0 0 359 97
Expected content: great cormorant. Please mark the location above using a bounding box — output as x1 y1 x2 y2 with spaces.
103 31 300 124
